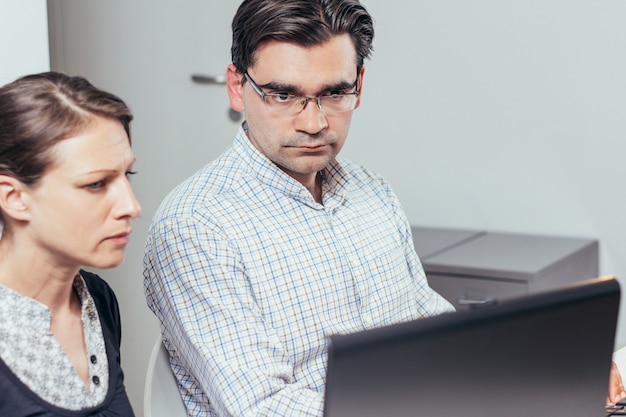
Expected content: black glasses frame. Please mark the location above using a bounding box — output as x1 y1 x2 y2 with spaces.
243 72 359 115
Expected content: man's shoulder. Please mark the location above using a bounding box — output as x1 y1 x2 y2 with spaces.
336 158 390 189
159 148 247 210
149 145 272 238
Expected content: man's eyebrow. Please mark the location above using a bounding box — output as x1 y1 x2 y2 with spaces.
320 80 356 93
257 80 300 94
258 79 356 95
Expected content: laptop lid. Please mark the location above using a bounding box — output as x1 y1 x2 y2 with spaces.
324 276 620 417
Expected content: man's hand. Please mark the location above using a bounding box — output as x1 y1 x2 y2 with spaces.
608 361 626 405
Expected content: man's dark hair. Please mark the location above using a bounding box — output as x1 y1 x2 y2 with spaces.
231 0 374 74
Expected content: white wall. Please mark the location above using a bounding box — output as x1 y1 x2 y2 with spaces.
345 0 626 340
0 1 49 84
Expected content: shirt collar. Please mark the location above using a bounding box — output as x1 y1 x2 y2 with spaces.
0 273 97 332
235 122 350 207
75 271 99 323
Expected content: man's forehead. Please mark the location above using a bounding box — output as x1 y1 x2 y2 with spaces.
249 37 358 85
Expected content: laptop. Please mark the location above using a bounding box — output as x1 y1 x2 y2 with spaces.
323 276 621 417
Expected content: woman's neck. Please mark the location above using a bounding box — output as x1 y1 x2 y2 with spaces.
0 238 79 313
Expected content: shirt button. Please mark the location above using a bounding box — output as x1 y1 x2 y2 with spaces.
92 375 100 385
90 355 97 364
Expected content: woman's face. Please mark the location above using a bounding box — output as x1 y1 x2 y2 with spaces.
24 116 141 270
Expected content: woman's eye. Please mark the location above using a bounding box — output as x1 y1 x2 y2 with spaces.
126 170 137 179
86 180 106 190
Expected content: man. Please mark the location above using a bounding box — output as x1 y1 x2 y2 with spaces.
143 0 624 415
144 1 452 415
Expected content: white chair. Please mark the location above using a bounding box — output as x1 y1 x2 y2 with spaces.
144 336 188 417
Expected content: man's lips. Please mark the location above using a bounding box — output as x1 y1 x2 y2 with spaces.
292 144 329 152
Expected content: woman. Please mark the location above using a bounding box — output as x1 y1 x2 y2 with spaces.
0 72 140 416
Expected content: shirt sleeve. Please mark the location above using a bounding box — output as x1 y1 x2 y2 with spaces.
143 216 325 417
403 220 456 316
380 176 456 316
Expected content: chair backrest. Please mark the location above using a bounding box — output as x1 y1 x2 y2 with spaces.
144 336 188 417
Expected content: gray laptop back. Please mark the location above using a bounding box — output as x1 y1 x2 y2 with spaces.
324 277 620 417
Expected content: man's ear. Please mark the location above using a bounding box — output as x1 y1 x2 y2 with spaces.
226 63 246 113
0 175 30 222
354 65 365 110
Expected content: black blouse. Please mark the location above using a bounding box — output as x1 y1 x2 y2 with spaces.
0 270 135 416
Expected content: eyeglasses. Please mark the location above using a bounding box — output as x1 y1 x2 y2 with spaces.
244 72 359 116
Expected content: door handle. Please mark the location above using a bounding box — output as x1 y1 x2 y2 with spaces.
190 73 242 122
191 74 226 85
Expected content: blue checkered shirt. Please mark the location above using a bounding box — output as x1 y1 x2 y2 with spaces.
143 127 454 417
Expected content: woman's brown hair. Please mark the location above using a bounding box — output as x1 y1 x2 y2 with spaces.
0 71 133 185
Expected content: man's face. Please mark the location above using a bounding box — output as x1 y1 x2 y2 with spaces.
228 34 363 186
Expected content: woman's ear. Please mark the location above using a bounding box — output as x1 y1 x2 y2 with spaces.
0 175 30 222
226 63 246 113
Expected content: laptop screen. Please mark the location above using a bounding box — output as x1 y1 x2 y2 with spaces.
324 277 620 417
